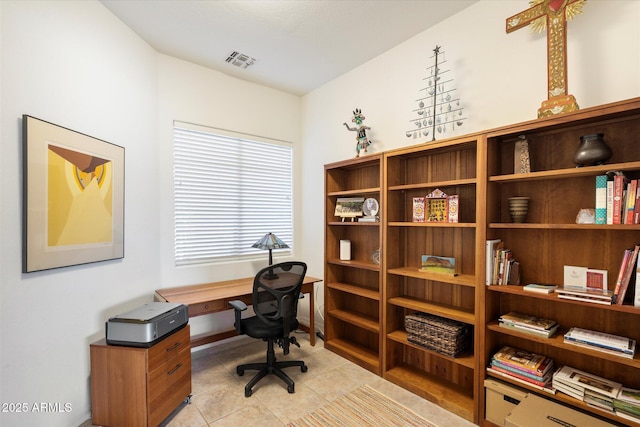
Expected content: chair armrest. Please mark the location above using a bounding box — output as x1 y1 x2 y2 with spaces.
228 300 247 311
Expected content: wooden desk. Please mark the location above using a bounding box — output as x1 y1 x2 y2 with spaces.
155 276 321 348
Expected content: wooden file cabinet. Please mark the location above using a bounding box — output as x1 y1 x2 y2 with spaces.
90 325 191 427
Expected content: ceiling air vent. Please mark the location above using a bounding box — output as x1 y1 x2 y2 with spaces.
225 51 255 69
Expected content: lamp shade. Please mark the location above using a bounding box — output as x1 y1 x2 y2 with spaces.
252 233 289 250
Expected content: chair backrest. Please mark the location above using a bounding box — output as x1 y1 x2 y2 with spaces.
252 261 307 333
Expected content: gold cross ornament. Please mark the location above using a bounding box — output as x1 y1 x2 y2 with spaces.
507 0 586 118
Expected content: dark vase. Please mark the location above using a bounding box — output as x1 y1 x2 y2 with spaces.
573 133 612 167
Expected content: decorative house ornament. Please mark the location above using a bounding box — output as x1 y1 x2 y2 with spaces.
343 108 372 157
407 45 466 141
506 0 586 118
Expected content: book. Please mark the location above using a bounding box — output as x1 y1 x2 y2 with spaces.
615 409 640 423
564 336 636 359
616 244 639 305
486 367 556 394
585 388 615 411
554 382 584 400
625 179 637 224
613 173 628 225
556 286 613 301
607 178 614 224
635 263 640 308
595 175 607 224
565 327 634 350
634 180 640 224
492 346 553 376
499 311 558 331
499 321 558 338
485 239 501 286
613 249 632 303
557 294 613 305
489 363 550 387
523 283 557 294
618 387 640 405
553 365 622 399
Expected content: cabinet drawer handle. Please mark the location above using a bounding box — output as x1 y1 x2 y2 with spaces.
166 342 181 353
167 363 183 376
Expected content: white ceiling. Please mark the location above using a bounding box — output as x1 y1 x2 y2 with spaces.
100 0 477 96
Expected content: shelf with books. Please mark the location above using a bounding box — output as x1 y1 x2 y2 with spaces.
487 285 640 314
325 154 383 376
483 98 640 425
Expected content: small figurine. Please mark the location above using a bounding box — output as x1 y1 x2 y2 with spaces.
343 108 372 157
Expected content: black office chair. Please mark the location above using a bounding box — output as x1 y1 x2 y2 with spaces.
228 261 308 397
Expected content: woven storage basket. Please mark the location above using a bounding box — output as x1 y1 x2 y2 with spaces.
405 312 470 357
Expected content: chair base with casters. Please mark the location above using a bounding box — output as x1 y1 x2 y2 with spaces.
236 336 308 397
229 261 309 397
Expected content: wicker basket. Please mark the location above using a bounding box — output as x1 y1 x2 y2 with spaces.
405 312 470 357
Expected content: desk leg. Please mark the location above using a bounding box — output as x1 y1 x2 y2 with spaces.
309 287 315 346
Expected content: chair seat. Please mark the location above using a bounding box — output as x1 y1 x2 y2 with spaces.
238 316 299 340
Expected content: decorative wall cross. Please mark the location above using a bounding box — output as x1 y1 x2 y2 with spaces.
507 0 585 118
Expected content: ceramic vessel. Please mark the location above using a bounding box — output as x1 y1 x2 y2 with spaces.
573 133 612 167
508 197 530 223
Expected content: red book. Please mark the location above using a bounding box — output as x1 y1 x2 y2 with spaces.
613 249 632 303
612 174 628 225
617 245 640 305
625 179 637 224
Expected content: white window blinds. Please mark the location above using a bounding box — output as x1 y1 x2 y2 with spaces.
173 123 293 266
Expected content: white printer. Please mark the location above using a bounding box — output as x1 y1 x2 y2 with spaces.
106 302 188 347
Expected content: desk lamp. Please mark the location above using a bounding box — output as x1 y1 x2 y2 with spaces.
252 233 289 279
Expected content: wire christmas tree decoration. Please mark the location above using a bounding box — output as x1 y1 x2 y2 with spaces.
406 46 466 141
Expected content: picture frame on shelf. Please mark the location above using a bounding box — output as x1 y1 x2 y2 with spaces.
420 255 456 275
23 115 125 272
334 197 364 221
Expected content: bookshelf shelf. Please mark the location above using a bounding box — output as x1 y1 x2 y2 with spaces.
490 223 640 230
388 267 476 287
387 329 476 369
487 321 640 368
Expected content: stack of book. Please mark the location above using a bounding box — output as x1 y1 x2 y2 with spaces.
596 173 640 225
498 311 558 338
614 387 640 423
564 327 636 359
556 286 613 305
487 346 555 393
553 366 622 412
485 239 520 285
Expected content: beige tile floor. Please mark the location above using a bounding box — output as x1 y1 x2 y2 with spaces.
87 331 476 427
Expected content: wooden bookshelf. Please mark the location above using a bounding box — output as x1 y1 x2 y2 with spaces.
324 154 383 375
324 97 640 426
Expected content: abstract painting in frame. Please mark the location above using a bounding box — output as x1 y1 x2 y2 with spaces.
23 115 124 272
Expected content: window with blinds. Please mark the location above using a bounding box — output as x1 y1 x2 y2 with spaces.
173 123 293 266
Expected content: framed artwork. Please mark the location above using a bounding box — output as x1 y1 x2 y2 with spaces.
23 115 125 272
334 197 364 222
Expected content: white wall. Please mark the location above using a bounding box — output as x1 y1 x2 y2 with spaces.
0 2 300 426
0 1 158 426
1 0 639 426
299 0 640 323
156 54 303 339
